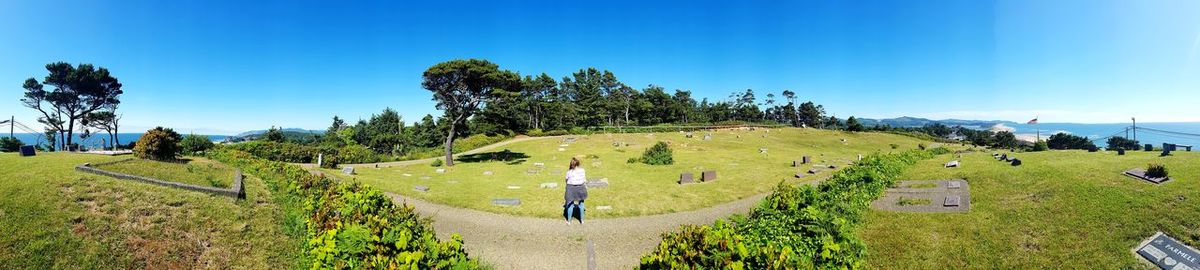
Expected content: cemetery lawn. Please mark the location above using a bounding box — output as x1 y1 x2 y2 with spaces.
320 128 942 218
93 157 237 188
860 150 1200 268
0 152 304 269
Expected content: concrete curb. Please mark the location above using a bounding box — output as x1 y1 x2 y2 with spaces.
75 159 245 199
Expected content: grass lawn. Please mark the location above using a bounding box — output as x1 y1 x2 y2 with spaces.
0 152 304 269
860 150 1200 268
320 128 943 218
93 157 237 188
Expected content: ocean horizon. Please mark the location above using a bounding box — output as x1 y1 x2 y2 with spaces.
5 133 229 149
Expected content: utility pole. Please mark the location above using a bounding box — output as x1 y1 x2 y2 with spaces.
1132 117 1137 143
8 116 13 138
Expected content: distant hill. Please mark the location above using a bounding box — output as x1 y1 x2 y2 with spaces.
228 128 323 143
858 117 1018 129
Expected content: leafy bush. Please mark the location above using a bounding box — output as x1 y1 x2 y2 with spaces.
1031 140 1049 152
207 149 479 269
180 133 214 155
1047 133 1095 150
133 127 182 160
639 141 674 165
1106 137 1139 151
1144 144 1154 151
640 148 948 269
1146 163 1168 178
0 137 22 152
431 158 444 167
335 144 384 164
220 141 384 168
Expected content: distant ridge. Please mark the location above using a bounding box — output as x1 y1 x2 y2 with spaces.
233 128 322 137
858 116 1018 129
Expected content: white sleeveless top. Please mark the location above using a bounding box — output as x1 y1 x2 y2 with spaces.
565 168 586 185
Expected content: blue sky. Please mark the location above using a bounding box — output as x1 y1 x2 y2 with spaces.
1 0 1197 135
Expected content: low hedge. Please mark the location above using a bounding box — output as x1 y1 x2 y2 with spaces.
208 149 479 269
640 147 950 269
220 141 388 168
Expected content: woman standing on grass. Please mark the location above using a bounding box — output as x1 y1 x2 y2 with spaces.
564 157 588 225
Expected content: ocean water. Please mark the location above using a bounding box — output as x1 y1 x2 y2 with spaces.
6 133 229 149
988 122 1200 148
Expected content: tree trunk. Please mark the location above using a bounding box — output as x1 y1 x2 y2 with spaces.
65 120 75 151
444 121 457 166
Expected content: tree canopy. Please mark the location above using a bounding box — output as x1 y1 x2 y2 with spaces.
21 62 123 151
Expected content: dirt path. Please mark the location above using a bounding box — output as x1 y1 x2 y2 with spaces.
390 191 770 270
295 135 566 169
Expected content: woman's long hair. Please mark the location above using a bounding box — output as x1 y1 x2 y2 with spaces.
569 157 580 170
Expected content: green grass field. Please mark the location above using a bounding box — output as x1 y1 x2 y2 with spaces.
860 150 1200 268
321 128 941 218
0 152 303 269
94 158 237 188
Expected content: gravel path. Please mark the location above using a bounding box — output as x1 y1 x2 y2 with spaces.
390 191 769 270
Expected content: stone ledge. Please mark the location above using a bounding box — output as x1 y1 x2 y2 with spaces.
75 162 245 199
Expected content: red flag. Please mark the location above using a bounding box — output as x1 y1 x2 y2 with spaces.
1027 118 1038 124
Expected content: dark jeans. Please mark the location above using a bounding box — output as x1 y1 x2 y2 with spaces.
564 201 585 222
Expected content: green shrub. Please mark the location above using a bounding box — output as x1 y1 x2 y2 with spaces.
0 137 21 152
1146 163 1168 178
180 133 214 155
626 157 639 164
889 143 899 149
222 141 323 163
640 148 948 268
133 127 182 161
639 142 674 165
1031 141 1049 152
207 149 479 269
1047 133 1095 150
431 158 444 167
335 144 383 164
1106 137 1139 151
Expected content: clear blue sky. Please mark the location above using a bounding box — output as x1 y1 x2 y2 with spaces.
2 0 1197 135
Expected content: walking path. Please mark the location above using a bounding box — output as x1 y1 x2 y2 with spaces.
390 191 769 270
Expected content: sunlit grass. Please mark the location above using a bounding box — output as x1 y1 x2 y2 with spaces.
94 157 236 188
860 150 1200 268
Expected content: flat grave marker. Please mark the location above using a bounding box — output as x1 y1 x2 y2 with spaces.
435 168 446 173
402 173 412 177
492 198 521 207
1135 232 1200 270
539 182 558 189
1124 169 1171 184
413 185 430 192
342 166 355 175
945 160 960 168
701 171 717 182
943 196 961 207
948 181 962 189
483 171 493 176
506 185 521 190
596 205 613 210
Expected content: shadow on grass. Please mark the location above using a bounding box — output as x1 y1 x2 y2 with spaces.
456 150 530 164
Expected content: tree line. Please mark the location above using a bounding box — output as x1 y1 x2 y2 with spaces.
19 62 124 151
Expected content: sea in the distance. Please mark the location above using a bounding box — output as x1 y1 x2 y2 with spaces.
6 133 229 149
986 122 1200 148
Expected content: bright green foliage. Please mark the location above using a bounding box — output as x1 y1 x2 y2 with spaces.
180 133 214 155
639 148 948 269
431 159 444 167
208 149 480 269
220 141 386 168
133 127 182 160
1031 141 1049 152
1146 163 1168 178
0 137 21 152
638 141 674 165
261 126 285 142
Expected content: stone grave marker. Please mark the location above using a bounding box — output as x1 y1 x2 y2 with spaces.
560 144 569 147
685 132 694 138
807 169 819 174
948 181 962 189
483 171 493 176
18 145 35 157
596 205 613 210
679 172 695 184
402 173 412 177
585 181 609 188
539 182 558 189
413 185 430 192
793 160 803 167
1135 232 1200 269
943 196 961 207
506 185 521 190
803 156 811 164
759 148 768 154
492 198 521 206
701 171 717 182
436 168 446 173
533 162 545 167
945 160 960 168
558 148 566 151
342 166 355 175
794 172 807 178
1010 159 1022 166
703 134 712 140
857 154 863 161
